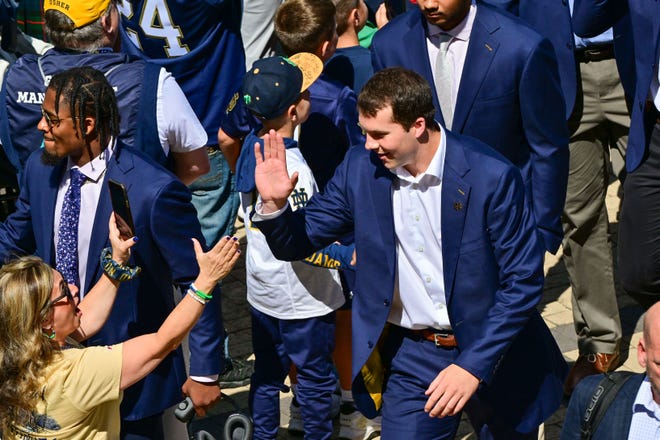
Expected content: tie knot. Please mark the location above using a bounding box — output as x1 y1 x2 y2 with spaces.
70 168 86 187
436 33 452 44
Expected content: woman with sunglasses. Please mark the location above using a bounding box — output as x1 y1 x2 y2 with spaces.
0 214 241 439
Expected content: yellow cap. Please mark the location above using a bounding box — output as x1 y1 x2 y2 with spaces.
289 53 323 93
44 0 112 29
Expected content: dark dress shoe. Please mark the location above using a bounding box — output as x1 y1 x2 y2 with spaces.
563 352 620 396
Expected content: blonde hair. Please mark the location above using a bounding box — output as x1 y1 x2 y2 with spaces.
0 256 60 434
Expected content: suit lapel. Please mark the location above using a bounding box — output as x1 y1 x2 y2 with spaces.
453 6 500 133
370 153 397 275
41 160 67 264
441 132 470 303
84 145 135 293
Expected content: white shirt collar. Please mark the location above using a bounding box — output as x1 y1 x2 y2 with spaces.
66 137 115 182
393 123 446 185
633 376 660 420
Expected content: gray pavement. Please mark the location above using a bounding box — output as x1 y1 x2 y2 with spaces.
187 180 645 440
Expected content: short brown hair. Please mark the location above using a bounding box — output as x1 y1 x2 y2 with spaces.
333 0 359 36
358 68 437 130
275 0 336 56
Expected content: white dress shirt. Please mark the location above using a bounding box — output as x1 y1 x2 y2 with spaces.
628 376 660 440
426 1 477 113
387 125 450 330
54 141 114 294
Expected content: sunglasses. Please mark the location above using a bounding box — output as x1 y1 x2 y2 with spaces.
41 107 76 130
49 281 76 307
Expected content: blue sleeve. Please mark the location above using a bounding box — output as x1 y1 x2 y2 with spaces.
0 153 37 261
519 37 569 254
572 0 627 38
302 242 355 270
151 180 223 376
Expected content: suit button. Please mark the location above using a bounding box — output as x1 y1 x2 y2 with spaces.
368 341 374 349
384 299 390 306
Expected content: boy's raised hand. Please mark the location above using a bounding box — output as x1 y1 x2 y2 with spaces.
254 129 299 214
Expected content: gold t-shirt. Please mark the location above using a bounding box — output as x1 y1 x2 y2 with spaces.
7 343 123 440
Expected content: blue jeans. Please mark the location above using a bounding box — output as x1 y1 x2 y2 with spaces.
189 147 239 362
189 147 239 246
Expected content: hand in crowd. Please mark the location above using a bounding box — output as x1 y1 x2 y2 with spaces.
191 235 241 294
254 129 299 214
108 213 137 265
182 378 222 417
424 363 480 418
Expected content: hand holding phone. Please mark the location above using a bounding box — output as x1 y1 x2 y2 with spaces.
108 180 136 240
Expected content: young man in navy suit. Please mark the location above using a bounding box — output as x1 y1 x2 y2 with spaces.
252 68 567 439
370 0 569 257
0 67 222 439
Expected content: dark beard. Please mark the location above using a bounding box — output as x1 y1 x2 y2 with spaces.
40 148 63 166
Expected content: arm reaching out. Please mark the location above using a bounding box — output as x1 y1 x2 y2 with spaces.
119 235 241 391
255 129 299 214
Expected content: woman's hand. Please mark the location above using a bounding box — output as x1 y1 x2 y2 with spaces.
108 213 137 265
192 236 241 293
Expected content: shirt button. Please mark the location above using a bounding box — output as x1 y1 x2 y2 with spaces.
417 246 424 252
415 215 420 221
412 183 418 189
426 277 432 283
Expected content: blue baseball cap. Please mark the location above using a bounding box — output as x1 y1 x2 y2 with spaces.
241 53 322 120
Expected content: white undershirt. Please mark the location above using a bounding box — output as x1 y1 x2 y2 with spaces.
387 125 450 330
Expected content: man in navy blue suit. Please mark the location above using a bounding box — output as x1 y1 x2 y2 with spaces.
572 0 660 310
0 67 222 439
561 302 660 439
252 68 566 439
370 0 569 256
482 0 634 395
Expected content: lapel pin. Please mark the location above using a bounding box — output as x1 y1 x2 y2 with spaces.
458 188 465 195
485 43 493 52
453 201 463 211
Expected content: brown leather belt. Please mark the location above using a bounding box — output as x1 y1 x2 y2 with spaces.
575 44 614 63
403 328 458 348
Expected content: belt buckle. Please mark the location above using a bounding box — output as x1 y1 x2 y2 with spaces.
433 332 451 347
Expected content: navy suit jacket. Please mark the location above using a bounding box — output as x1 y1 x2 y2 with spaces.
483 0 635 118
255 131 567 432
561 373 645 439
0 144 223 420
572 0 660 173
370 2 569 254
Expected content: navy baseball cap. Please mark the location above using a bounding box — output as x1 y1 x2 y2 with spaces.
241 53 323 120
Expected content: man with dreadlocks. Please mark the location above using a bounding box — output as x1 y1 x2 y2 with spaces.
0 66 222 440
0 0 209 186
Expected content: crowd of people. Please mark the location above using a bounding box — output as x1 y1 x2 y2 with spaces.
0 0 658 439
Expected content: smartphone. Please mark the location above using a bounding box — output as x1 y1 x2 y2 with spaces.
108 179 136 240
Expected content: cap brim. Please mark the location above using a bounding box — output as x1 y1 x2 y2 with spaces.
289 53 323 93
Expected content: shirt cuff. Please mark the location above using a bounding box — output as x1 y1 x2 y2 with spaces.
253 199 289 221
190 374 219 383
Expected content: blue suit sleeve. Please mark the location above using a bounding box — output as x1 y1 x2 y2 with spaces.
219 89 259 140
520 37 569 254
150 180 223 376
453 166 545 383
572 0 628 38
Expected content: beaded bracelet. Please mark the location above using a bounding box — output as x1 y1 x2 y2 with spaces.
189 283 213 301
100 247 141 282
